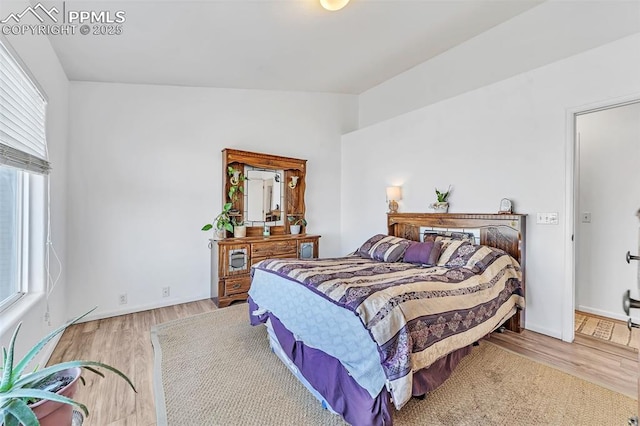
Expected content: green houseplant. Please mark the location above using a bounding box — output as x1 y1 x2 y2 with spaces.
287 216 307 235
227 166 246 202
0 309 136 426
202 202 234 239
430 186 452 213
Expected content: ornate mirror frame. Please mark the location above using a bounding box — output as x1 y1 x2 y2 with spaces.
222 148 307 237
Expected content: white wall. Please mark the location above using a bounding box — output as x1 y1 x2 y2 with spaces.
342 33 640 338
358 0 640 128
576 102 640 321
0 33 69 362
67 82 357 320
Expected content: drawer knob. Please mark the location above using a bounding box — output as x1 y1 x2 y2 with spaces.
232 283 241 290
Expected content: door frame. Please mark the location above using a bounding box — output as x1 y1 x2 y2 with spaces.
563 93 640 342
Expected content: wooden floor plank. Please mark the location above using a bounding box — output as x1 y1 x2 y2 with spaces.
48 300 638 425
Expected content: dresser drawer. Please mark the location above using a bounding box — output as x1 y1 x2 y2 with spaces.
224 276 251 296
251 240 297 258
251 253 297 266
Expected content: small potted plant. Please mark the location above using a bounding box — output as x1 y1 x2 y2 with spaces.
429 186 452 213
0 309 136 426
287 216 307 235
232 218 246 238
202 202 234 239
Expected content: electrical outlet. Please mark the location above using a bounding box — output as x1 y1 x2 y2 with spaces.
581 212 591 223
119 293 127 305
162 286 170 297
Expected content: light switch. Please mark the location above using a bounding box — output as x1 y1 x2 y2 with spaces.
537 212 559 225
582 212 591 223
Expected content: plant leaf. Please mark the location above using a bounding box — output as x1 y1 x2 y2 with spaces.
0 322 20 392
3 388 89 417
15 361 136 394
224 223 233 232
201 224 213 231
3 398 38 426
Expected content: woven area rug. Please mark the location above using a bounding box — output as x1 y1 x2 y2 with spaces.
575 311 639 350
151 304 637 425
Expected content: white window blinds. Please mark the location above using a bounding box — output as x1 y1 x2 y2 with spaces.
0 39 49 174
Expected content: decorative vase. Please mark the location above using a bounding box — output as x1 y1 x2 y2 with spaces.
233 225 246 238
430 202 449 213
30 367 82 426
214 228 226 240
290 225 301 234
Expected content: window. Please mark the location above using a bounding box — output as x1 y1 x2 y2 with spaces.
0 38 48 312
0 167 26 311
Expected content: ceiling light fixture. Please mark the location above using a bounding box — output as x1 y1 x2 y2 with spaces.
320 0 350 12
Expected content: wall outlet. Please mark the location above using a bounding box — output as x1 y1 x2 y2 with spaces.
581 212 591 223
118 293 127 305
162 286 170 297
536 212 559 225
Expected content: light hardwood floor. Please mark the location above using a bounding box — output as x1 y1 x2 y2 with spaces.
48 301 639 425
48 299 217 426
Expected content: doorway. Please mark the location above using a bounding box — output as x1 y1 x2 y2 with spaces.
571 100 640 349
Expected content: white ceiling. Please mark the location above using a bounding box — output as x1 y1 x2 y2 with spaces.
41 0 543 94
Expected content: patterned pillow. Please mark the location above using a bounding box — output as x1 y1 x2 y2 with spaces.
357 234 413 262
403 241 442 266
444 244 506 272
436 239 472 266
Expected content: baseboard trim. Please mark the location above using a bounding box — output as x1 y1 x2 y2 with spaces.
525 322 562 339
78 295 212 323
577 305 640 324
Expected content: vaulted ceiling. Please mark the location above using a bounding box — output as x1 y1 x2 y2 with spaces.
35 0 543 94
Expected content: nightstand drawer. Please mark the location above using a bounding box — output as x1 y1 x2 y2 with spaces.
251 240 297 258
224 276 251 296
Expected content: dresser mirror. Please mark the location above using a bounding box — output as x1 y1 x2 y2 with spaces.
245 167 284 224
222 148 307 237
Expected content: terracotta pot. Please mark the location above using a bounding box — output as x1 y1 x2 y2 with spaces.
30 367 82 426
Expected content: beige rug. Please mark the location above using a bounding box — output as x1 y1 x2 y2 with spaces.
575 311 639 350
151 304 637 425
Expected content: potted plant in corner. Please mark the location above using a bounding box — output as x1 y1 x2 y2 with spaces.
429 185 452 213
202 202 234 240
287 216 307 235
0 309 136 426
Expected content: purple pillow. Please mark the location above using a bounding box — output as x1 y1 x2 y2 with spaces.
403 241 442 266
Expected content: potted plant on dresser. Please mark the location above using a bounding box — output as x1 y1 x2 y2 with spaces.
0 310 136 426
202 202 234 240
288 216 307 235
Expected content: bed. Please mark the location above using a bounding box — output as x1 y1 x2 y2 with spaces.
248 213 526 425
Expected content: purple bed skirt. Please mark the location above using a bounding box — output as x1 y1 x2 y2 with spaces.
248 297 472 426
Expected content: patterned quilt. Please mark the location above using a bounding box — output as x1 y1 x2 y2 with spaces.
252 246 524 409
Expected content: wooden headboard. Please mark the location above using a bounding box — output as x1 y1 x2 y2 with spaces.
387 213 526 333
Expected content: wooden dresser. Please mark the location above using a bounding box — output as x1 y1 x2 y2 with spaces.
211 234 320 308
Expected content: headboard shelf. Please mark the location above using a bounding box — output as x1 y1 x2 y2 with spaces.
387 212 526 333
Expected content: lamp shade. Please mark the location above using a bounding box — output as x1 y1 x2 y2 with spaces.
386 186 402 201
320 0 350 11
